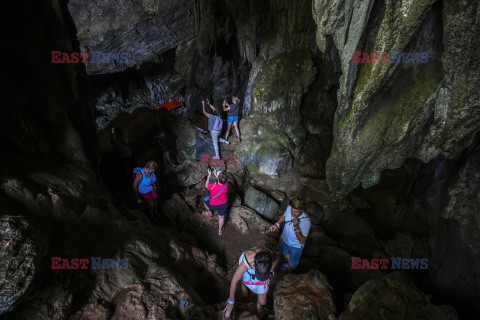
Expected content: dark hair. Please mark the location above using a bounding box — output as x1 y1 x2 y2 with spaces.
290 198 304 211
218 172 227 184
254 251 272 276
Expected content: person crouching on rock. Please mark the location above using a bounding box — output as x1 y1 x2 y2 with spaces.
202 168 228 235
223 248 279 318
268 198 311 270
133 161 159 224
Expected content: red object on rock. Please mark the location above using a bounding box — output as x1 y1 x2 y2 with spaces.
154 100 182 111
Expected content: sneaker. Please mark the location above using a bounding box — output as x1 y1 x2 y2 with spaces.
281 263 289 271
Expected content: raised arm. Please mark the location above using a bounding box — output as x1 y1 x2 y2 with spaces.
223 99 230 112
223 262 248 317
205 169 212 189
292 217 308 245
201 100 210 118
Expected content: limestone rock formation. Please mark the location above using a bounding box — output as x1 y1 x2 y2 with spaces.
442 143 480 256
0 216 48 314
315 0 480 198
68 0 194 74
338 272 459 320
243 187 279 220
274 270 336 320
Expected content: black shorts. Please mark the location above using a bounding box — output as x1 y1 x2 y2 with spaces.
206 201 228 216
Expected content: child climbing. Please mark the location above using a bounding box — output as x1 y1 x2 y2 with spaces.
223 96 241 142
223 248 279 318
202 168 229 235
202 99 223 159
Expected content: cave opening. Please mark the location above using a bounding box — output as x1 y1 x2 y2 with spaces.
1 0 479 319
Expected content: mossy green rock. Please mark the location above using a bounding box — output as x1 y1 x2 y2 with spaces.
318 0 480 198
239 50 316 175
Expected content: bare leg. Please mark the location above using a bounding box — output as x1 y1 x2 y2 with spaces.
233 122 240 139
257 293 267 314
165 151 174 165
225 123 232 141
284 253 290 265
218 215 225 233
203 201 212 214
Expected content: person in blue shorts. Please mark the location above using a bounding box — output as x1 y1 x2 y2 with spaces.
223 96 241 142
268 198 311 270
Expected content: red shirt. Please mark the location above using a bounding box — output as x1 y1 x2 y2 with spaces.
208 183 228 205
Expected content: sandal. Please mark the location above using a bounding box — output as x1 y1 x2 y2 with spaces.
202 211 212 216
218 227 224 236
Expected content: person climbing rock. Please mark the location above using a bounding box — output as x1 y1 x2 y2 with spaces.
201 99 223 160
223 248 279 318
202 168 228 235
223 96 241 142
110 127 133 185
133 161 160 224
153 124 176 166
268 198 311 270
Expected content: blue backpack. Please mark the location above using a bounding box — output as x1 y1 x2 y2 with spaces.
212 115 223 131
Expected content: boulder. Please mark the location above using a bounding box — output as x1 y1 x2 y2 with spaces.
321 210 384 257
385 232 430 259
0 216 48 314
229 206 272 234
274 270 336 320
244 187 280 220
338 272 459 320
302 243 383 291
164 160 207 187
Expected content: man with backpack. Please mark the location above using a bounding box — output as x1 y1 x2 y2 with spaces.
201 99 223 160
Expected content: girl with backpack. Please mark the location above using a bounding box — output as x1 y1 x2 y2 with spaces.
203 168 229 235
202 99 223 160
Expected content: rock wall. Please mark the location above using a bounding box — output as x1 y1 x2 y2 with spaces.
315 0 480 198
2 0 97 167
68 0 194 74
